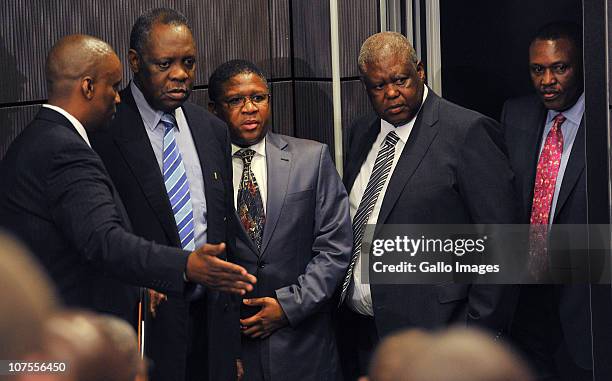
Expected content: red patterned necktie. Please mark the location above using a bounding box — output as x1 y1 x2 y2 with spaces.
528 113 566 279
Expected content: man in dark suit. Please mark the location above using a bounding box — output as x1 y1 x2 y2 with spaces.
90 8 240 381
337 32 519 380
207 59 352 381
0 33 255 376
501 22 591 380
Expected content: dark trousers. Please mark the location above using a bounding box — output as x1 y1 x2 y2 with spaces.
336 306 379 381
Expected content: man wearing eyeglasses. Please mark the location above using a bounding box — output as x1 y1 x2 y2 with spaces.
90 8 240 381
208 59 352 381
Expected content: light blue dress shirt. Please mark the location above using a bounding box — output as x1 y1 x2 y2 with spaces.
537 93 585 223
131 81 208 247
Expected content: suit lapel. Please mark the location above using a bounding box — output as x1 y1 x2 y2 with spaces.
376 92 441 227
554 118 585 221
112 88 181 246
519 105 548 221
181 102 227 246
260 132 291 257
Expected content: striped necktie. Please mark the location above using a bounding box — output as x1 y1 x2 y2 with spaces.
161 113 195 251
339 130 400 305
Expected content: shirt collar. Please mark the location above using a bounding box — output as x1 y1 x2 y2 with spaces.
380 85 429 143
42 104 91 147
130 81 181 131
232 135 267 157
546 92 585 126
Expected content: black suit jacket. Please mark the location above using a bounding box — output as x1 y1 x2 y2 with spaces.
0 107 188 325
344 90 519 337
90 87 237 381
502 94 591 372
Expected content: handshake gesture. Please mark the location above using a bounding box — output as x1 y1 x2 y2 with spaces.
186 242 256 295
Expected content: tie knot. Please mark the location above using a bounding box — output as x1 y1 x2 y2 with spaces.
161 113 177 131
552 113 566 127
383 130 400 147
234 148 256 166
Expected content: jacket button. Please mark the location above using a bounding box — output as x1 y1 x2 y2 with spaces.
258 261 266 269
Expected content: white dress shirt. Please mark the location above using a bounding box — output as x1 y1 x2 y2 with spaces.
232 137 268 211
42 104 91 147
347 86 429 316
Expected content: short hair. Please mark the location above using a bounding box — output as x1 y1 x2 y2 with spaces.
532 21 583 55
208 59 268 102
130 8 190 54
358 31 419 74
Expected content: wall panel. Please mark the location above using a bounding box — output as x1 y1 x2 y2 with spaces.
339 0 379 78
271 81 294 136
294 81 334 157
270 0 292 79
0 105 40 158
340 79 374 161
291 0 332 78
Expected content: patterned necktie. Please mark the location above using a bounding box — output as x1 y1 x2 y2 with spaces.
161 113 195 251
339 130 400 305
528 113 565 279
235 149 266 250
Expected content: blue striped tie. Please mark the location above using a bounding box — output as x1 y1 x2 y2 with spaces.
161 113 195 251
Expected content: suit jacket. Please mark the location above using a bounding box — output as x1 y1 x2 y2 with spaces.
502 94 591 372
231 132 352 381
343 90 519 337
90 87 237 381
0 107 188 325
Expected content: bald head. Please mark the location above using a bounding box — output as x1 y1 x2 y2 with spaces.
42 311 142 381
46 34 115 98
369 328 533 381
0 233 58 360
358 31 419 74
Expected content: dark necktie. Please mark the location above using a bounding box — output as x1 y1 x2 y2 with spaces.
339 130 400 305
235 149 266 250
528 113 566 279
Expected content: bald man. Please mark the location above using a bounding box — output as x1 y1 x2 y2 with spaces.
0 34 255 326
41 311 146 381
368 328 533 381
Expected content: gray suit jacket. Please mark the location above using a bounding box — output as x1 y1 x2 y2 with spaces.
231 132 352 381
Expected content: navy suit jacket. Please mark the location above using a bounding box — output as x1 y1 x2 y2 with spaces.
502 94 591 371
231 132 352 381
90 87 238 381
343 90 519 337
0 107 189 325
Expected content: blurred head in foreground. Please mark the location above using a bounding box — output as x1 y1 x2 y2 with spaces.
367 327 533 381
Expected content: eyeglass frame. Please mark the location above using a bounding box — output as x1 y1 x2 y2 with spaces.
222 93 271 109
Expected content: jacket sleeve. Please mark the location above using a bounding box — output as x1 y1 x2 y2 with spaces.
275 145 353 326
46 141 189 296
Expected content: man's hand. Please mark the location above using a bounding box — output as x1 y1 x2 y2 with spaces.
236 359 244 381
185 243 256 295
148 289 167 318
240 297 288 339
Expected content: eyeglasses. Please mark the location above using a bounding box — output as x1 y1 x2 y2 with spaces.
223 93 271 109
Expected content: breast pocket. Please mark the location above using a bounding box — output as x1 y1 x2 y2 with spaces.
285 189 314 202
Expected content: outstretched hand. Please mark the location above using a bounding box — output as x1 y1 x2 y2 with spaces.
185 242 256 295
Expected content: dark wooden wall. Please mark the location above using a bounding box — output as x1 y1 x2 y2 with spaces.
0 0 379 159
